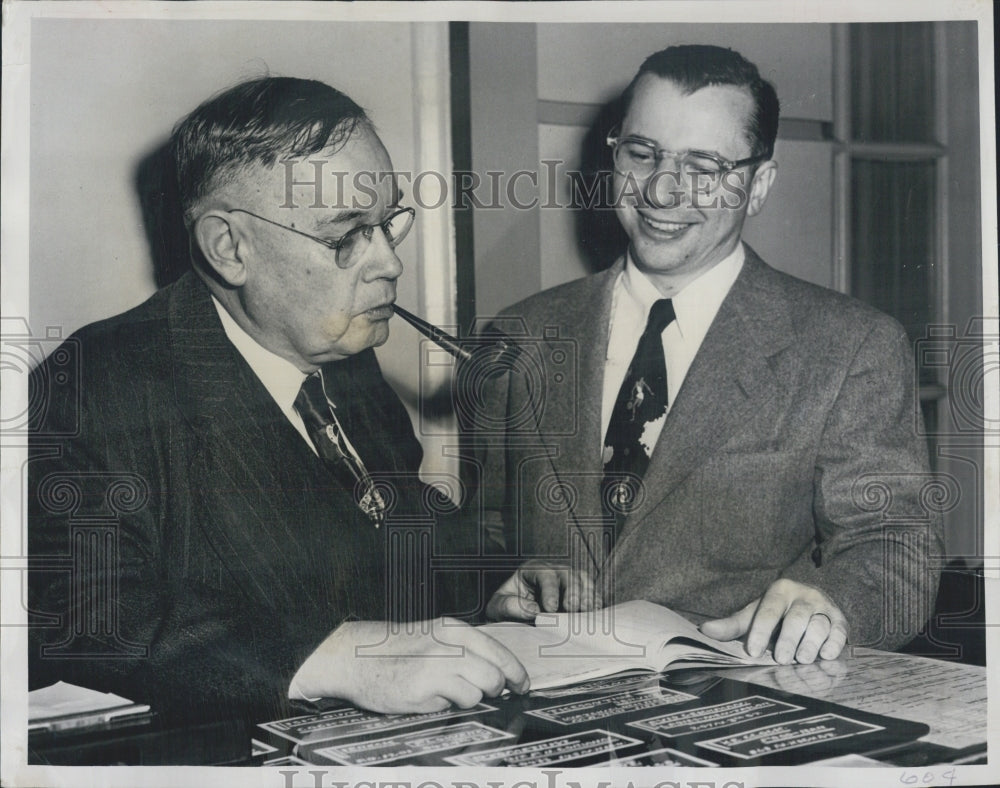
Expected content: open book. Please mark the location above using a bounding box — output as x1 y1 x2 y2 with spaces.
480 600 776 691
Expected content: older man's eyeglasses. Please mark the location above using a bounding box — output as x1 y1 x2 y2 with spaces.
230 207 415 269
606 130 768 192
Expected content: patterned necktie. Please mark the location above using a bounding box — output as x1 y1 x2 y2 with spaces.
294 370 386 528
602 298 676 536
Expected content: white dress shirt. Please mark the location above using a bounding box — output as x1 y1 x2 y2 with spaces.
212 294 380 469
211 296 317 452
600 244 745 458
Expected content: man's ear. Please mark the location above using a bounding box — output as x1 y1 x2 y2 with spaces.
747 160 777 217
192 210 248 287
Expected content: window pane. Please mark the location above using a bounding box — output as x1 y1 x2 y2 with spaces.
850 159 936 346
849 23 937 143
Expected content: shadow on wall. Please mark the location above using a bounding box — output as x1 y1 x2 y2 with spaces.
572 94 628 275
135 140 192 289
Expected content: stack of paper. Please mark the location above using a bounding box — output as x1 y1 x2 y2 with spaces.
29 681 151 734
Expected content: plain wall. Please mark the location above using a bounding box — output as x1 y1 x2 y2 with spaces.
467 23 543 318
536 23 833 117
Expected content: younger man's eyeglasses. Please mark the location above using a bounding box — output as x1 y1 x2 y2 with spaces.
606 129 768 192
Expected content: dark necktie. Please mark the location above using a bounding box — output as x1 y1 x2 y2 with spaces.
294 370 386 528
602 298 676 537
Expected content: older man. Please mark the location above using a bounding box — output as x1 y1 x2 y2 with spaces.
483 45 942 665
28 77 526 725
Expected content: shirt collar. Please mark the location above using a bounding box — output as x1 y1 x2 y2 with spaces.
211 295 308 414
622 242 745 339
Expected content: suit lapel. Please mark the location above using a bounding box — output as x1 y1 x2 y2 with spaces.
168 274 264 436
165 275 364 611
615 248 794 544
527 263 620 550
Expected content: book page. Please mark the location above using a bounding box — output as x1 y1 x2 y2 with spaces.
480 600 774 689
480 608 659 689
605 600 775 668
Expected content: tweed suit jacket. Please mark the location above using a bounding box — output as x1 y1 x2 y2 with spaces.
28 271 431 723
476 246 943 649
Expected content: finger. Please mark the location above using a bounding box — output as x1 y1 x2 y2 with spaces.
406 695 452 714
534 570 562 612
700 599 757 642
818 613 848 660
388 670 456 714
598 569 614 610
817 648 849 674
577 571 598 611
563 571 581 612
592 575 605 610
747 589 793 658
457 653 507 698
565 570 594 612
433 675 484 709
486 572 538 621
772 600 814 664
794 613 832 664
486 592 539 622
463 630 530 694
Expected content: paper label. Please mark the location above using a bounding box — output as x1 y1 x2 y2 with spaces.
527 686 696 725
696 713 883 760
629 695 802 737
601 746 719 767
311 721 514 766
444 729 643 767
258 703 494 743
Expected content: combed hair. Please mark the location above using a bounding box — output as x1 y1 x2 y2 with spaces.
621 45 780 160
171 76 370 225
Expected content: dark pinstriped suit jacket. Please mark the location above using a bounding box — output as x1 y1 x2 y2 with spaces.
28 272 430 723
476 247 943 649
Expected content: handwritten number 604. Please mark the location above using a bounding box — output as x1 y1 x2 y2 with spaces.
900 769 956 786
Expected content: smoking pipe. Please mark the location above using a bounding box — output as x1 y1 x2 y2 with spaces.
392 304 521 371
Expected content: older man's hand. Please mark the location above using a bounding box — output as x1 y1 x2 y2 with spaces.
292 618 529 713
699 578 848 664
486 560 603 621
